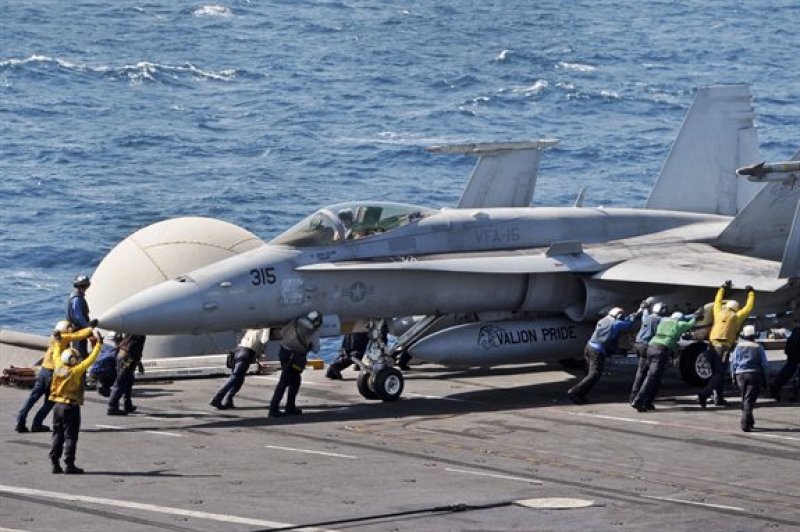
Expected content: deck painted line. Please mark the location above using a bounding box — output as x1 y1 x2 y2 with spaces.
644 495 744 512
751 432 800 443
445 467 543 485
144 430 183 438
405 392 467 402
95 424 123 430
567 412 661 426
265 445 357 459
252 376 334 387
0 484 334 531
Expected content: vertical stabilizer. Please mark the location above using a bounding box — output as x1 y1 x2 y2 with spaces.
428 140 558 209
646 85 762 215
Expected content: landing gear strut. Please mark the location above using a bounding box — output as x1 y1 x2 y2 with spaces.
353 319 404 401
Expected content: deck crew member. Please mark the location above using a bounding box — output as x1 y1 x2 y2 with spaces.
107 334 146 415
89 332 122 397
49 332 103 474
67 275 93 358
326 332 370 380
210 328 270 409
698 280 755 408
730 325 769 432
269 311 322 417
770 321 800 402
629 298 664 404
15 320 94 433
631 309 700 412
568 306 640 404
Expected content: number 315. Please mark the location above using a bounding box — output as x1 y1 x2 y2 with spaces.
250 267 276 286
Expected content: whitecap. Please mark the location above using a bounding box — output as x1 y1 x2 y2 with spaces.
496 49 512 61
193 5 232 17
600 90 621 100
556 61 597 72
508 79 548 96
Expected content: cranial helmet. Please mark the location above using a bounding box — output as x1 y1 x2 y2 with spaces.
741 324 757 339
73 274 91 288
670 311 684 319
725 300 740 311
54 320 72 333
60 348 80 367
608 307 624 319
305 310 323 328
651 302 668 316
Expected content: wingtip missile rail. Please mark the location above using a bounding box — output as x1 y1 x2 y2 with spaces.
736 161 800 183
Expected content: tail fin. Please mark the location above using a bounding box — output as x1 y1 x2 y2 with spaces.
645 84 762 215
428 140 558 209
716 150 800 263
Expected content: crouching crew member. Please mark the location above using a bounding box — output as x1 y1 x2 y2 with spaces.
326 332 370 380
568 306 640 404
698 280 755 408
49 332 103 474
770 320 800 402
107 334 146 416
730 325 769 432
89 332 121 397
269 311 323 418
211 328 270 409
631 309 700 412
16 320 94 433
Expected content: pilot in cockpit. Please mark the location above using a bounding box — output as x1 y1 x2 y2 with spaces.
336 209 355 240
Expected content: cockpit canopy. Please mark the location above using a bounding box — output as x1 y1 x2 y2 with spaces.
270 202 435 248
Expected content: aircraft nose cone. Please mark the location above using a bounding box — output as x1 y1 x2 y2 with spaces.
99 280 204 335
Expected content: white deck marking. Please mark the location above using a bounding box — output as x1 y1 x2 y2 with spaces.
94 424 182 438
751 432 800 442
0 484 334 531
95 424 123 430
265 445 357 459
445 467 543 484
644 495 744 512
405 392 467 402
252 375 334 387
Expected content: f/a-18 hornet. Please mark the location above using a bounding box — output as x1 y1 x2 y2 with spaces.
101 84 800 402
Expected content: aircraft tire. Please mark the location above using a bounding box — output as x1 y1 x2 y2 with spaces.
679 342 712 386
372 367 404 402
357 371 379 400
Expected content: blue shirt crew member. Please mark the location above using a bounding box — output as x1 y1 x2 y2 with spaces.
89 334 120 397
210 328 270 410
730 325 769 432
629 299 666 404
67 275 93 358
769 324 800 402
107 334 146 416
568 306 639 404
269 311 322 418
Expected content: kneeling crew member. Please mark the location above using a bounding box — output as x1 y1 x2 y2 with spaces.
568 306 639 404
698 280 755 408
49 332 103 474
326 332 370 380
211 328 269 409
269 311 323 417
731 325 769 432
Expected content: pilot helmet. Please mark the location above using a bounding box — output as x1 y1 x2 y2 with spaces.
670 311 684 320
725 300 740 311
73 274 91 289
60 348 80 367
608 307 624 319
651 302 668 316
54 320 72 334
337 209 354 224
740 324 757 339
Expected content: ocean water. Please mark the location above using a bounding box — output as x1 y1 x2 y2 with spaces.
2 0 800 336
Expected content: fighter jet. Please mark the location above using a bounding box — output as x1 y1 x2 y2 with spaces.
100 84 800 401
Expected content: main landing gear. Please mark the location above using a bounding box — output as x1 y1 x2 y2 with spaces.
352 319 405 402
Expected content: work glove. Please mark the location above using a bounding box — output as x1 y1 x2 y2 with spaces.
89 318 99 328
693 307 705 319
722 280 733 289
52 330 62 341
745 285 754 292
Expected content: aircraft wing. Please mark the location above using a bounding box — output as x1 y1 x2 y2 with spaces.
592 243 787 292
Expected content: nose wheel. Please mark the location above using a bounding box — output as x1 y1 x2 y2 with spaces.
355 319 405 402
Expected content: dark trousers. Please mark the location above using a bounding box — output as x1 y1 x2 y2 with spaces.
632 344 670 407
17 368 54 427
699 343 729 403
736 372 763 430
50 403 81 465
569 345 605 399
72 339 88 359
109 364 136 411
212 348 253 405
771 352 799 396
629 342 650 403
269 348 302 412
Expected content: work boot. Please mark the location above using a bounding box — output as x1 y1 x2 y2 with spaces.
31 424 51 433
268 409 284 418
209 398 226 410
567 390 586 405
769 385 781 402
284 407 303 415
124 404 137 414
325 367 342 380
223 399 235 409
64 463 84 475
51 461 63 474
107 408 127 416
15 423 29 433
645 403 656 411
697 394 707 409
